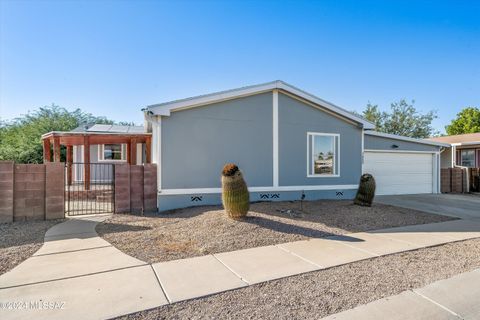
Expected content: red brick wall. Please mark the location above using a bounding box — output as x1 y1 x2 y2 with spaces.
114 164 157 214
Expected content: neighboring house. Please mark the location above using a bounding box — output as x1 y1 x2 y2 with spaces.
427 133 480 168
144 80 448 211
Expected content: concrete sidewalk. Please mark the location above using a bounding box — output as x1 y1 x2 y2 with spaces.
322 268 480 320
2 216 480 319
0 215 168 320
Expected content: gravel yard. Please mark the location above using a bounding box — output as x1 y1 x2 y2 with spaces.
118 237 480 320
0 220 62 275
96 200 453 264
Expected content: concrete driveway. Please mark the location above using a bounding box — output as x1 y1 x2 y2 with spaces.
376 194 480 220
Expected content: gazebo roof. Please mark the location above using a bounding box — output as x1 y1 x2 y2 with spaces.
41 123 151 146
41 124 149 141
69 123 145 134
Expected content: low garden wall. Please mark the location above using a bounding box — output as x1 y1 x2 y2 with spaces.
441 167 479 193
114 164 157 214
468 168 480 192
0 161 64 223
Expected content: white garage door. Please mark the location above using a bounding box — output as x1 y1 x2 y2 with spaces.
363 152 434 195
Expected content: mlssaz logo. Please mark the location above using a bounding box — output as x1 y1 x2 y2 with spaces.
191 196 203 202
260 194 280 199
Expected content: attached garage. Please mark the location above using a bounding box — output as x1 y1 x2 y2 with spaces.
363 131 448 196
364 151 434 195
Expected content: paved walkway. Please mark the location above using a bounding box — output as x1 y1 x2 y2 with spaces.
322 267 480 320
2 216 480 319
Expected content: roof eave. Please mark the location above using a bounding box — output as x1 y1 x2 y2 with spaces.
145 80 375 129
41 131 151 139
365 131 450 147
451 141 480 146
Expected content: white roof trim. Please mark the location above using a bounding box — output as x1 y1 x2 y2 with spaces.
365 131 450 147
41 131 151 138
145 80 375 129
451 141 480 146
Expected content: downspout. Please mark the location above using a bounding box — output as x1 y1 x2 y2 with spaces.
143 109 162 192
142 109 155 133
450 144 469 193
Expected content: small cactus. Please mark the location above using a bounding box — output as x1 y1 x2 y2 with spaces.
354 173 376 207
221 163 249 219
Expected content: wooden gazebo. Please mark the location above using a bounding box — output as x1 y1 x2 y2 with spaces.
41 129 151 190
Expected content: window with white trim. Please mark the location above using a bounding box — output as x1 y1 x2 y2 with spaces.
99 144 126 161
460 149 475 167
307 133 339 177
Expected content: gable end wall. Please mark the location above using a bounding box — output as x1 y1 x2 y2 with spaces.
161 92 274 189
278 93 363 186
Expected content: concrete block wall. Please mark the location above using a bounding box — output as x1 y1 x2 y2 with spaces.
130 165 144 213
143 164 157 212
0 161 14 223
45 162 65 219
114 164 157 214
0 161 64 222
440 168 451 193
451 168 464 193
114 165 131 213
441 167 467 194
14 164 46 221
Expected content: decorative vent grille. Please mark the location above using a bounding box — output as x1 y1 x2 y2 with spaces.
260 193 280 199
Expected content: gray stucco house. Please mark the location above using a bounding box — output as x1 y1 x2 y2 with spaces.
144 81 448 212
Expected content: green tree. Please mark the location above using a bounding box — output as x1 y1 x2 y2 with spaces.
0 105 114 164
445 107 480 135
362 103 387 132
359 99 437 138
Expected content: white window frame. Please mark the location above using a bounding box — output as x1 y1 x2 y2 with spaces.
98 144 127 162
460 149 476 168
307 132 340 178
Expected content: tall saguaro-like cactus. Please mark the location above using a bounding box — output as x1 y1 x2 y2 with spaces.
354 173 376 207
221 163 249 219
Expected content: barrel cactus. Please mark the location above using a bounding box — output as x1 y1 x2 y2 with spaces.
221 163 249 219
354 173 376 207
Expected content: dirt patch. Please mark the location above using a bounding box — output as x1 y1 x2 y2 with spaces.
118 237 480 320
96 200 453 264
0 220 63 275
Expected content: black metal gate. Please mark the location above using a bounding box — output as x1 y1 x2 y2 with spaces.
65 162 115 216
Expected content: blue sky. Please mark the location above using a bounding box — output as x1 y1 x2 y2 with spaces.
1 0 479 133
